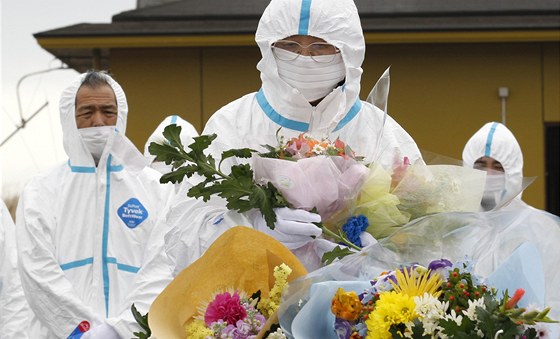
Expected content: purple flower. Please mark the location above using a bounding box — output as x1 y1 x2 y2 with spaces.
341 215 369 247
428 259 453 271
334 318 353 339
428 259 453 278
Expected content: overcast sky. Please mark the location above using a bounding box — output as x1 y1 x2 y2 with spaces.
0 0 136 198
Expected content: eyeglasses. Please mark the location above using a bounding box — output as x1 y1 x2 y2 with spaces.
272 40 340 63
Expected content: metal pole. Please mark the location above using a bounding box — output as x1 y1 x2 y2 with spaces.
0 102 49 147
498 87 509 125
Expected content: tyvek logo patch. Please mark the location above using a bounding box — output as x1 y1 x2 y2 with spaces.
118 198 148 229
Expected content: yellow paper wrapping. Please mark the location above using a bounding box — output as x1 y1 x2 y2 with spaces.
148 226 307 339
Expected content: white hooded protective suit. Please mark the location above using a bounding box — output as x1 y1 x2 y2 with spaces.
462 121 526 210
16 73 174 338
162 0 424 274
1 201 29 338
143 115 199 174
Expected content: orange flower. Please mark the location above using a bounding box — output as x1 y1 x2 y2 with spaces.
331 288 363 321
506 289 525 309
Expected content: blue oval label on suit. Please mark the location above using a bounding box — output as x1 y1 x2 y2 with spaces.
118 198 148 229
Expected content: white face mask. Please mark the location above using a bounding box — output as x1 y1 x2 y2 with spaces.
481 173 506 211
275 49 346 102
78 126 114 164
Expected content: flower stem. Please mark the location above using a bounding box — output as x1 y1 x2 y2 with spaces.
320 224 361 251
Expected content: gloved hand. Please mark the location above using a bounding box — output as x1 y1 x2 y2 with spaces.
249 207 322 249
81 323 121 339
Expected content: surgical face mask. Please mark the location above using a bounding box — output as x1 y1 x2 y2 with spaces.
481 174 506 211
274 49 346 102
78 126 114 164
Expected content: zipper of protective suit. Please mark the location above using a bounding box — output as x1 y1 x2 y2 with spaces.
101 154 113 317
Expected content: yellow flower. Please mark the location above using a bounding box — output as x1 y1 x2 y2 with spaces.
184 319 213 339
258 263 292 318
390 267 442 298
331 288 363 321
365 291 417 339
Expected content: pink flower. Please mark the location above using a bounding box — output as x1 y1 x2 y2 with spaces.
204 291 247 326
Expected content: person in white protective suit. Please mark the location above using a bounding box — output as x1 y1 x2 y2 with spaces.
0 200 29 338
462 121 527 211
461 121 560 335
159 0 424 273
143 115 199 175
16 71 173 339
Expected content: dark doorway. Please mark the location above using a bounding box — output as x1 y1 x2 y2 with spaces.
545 123 559 215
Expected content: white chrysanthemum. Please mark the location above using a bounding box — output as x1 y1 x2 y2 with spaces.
414 293 449 337
444 309 463 326
462 297 485 321
266 328 287 339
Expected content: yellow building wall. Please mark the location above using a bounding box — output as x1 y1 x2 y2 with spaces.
110 48 204 150
108 42 558 209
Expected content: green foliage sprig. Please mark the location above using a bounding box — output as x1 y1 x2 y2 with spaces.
148 125 289 229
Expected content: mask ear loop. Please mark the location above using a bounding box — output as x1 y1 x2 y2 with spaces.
365 66 391 163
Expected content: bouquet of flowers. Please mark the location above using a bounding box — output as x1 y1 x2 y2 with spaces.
253 131 368 221
330 259 556 338
147 226 308 339
324 158 487 241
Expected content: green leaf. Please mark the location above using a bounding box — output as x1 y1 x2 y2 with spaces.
188 134 217 153
160 165 196 184
131 303 151 338
321 246 354 265
222 148 256 161
161 124 183 148
148 142 182 165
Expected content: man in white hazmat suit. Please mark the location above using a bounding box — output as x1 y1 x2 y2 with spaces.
1 200 29 338
16 71 173 338
144 115 199 175
159 0 424 273
462 121 527 211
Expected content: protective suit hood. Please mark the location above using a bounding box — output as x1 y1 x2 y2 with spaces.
462 122 523 200
59 72 139 169
143 115 199 157
255 0 365 136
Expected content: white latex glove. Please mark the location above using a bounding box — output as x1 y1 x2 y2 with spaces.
249 207 322 249
81 323 121 339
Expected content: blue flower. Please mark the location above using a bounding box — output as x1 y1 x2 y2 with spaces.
341 215 369 247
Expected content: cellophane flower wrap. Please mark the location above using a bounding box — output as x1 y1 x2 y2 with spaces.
326 157 488 240
277 210 560 338
148 226 308 339
253 133 368 221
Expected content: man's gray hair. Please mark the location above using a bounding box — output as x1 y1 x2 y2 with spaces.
80 70 112 89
